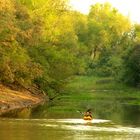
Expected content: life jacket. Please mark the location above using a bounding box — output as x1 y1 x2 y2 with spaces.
84 111 92 120
83 115 92 120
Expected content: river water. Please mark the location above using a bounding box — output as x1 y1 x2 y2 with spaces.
0 87 140 139
0 95 140 140
0 117 140 140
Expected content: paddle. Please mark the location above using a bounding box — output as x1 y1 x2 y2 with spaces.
77 110 84 115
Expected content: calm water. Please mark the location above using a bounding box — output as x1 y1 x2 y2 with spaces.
0 118 140 140
0 90 140 140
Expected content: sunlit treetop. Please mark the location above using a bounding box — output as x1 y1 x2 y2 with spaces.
69 0 140 23
0 0 15 11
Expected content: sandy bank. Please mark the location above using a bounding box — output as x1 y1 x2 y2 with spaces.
0 84 46 117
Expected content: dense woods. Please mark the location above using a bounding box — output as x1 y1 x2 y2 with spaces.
0 0 140 99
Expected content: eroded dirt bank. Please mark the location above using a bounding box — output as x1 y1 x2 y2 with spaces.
0 84 46 117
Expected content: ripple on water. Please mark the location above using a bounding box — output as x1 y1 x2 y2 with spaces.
1 118 140 134
37 119 140 134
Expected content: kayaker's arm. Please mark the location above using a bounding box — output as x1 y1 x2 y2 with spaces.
77 110 84 115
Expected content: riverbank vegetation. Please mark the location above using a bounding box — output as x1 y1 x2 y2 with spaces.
0 0 140 101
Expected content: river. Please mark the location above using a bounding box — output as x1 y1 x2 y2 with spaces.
0 118 140 140
0 99 140 140
0 76 140 140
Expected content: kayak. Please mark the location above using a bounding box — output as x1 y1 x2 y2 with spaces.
83 116 92 120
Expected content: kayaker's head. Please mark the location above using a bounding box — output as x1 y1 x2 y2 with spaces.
86 111 90 115
86 109 91 112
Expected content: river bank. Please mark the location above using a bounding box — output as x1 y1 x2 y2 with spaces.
0 84 47 117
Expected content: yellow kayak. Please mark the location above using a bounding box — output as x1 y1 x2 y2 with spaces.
83 116 92 120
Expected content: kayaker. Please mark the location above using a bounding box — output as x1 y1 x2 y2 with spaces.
84 109 92 120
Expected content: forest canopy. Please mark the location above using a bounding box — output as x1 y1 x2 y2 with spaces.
0 0 140 98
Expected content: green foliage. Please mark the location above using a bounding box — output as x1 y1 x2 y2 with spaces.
1 0 140 99
0 45 42 86
87 3 132 76
121 45 140 86
134 24 140 43
0 0 42 87
23 1 88 94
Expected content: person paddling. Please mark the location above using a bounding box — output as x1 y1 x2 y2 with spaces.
84 109 92 120
77 109 93 120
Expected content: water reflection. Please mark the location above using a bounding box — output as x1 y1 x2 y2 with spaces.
0 119 140 140
31 92 140 128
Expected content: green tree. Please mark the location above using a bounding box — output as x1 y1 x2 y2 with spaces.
121 45 140 86
0 0 42 88
87 3 132 76
17 0 86 97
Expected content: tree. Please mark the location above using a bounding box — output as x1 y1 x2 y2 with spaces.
0 0 42 87
121 45 140 86
16 0 86 96
87 3 132 76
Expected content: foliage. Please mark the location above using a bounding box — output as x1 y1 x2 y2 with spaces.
121 45 140 86
0 0 42 87
87 3 132 76
0 0 140 99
